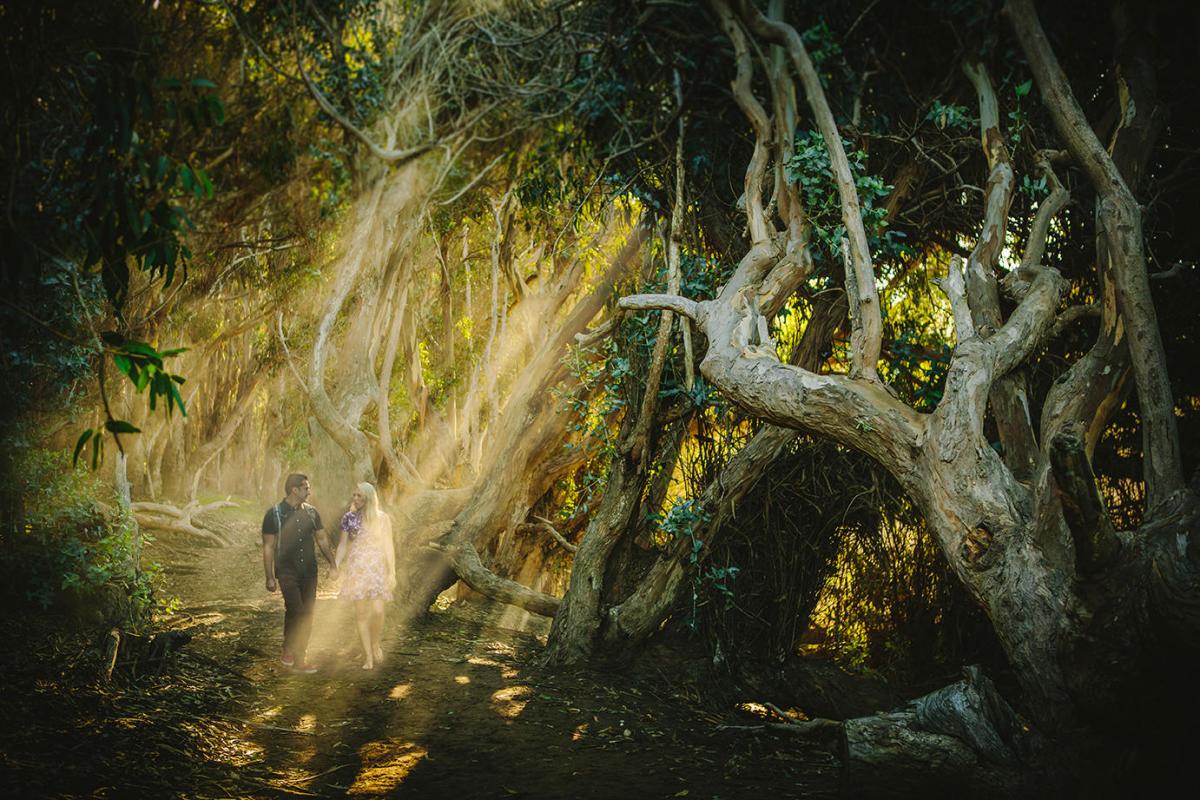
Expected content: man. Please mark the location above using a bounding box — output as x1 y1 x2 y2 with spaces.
262 473 338 672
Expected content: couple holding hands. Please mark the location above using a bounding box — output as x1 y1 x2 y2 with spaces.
261 474 396 672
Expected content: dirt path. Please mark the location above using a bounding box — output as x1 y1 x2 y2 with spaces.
0 509 838 798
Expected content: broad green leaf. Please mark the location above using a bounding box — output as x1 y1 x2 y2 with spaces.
73 429 94 466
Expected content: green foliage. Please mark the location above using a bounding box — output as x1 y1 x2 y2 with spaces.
2 446 160 626
801 19 843 70
925 100 976 131
73 335 189 468
879 325 952 412
785 131 907 274
1007 78 1032 147
1 1 219 463
25 55 224 308
646 497 743 631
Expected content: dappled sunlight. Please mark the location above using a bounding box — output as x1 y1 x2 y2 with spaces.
468 654 519 680
347 740 428 796
454 674 471 684
388 682 413 701
256 705 283 722
490 685 532 719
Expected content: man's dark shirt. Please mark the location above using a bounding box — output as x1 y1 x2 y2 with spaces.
262 501 323 578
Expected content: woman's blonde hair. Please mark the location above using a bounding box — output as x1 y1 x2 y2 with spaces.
357 482 391 535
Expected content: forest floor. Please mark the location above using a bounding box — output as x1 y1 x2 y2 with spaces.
0 505 839 799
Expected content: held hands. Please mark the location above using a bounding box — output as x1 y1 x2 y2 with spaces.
328 565 339 581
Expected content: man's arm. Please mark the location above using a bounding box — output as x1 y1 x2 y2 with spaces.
316 528 338 579
263 534 278 592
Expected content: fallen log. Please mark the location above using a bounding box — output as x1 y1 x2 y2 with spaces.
132 499 237 546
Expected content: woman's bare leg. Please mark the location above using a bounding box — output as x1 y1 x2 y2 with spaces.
355 599 374 669
370 598 386 663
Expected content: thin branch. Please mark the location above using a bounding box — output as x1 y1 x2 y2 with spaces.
711 0 772 245
617 293 702 322
738 0 882 379
525 515 578 553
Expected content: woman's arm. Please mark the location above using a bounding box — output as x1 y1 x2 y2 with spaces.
383 515 396 586
335 521 348 568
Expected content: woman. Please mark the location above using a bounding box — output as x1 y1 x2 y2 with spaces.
335 482 396 669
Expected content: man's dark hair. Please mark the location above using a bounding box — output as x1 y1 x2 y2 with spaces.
284 473 309 495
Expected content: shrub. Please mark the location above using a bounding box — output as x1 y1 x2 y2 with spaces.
1 443 156 627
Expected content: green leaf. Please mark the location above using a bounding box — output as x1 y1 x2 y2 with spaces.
120 341 162 361
73 429 94 466
204 94 226 126
190 77 217 89
195 168 213 198
1015 80 1032 98
104 419 141 434
168 380 187 417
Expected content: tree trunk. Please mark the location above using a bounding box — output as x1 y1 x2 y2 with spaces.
396 219 651 615
603 0 1200 788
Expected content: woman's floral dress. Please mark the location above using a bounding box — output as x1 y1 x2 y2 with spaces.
338 510 393 601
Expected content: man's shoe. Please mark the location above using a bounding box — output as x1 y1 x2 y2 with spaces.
295 661 319 674
280 654 295 668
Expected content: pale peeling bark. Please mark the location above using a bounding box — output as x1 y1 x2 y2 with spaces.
615 0 1111 746
737 0 882 379
133 499 236 547
1007 0 1184 512
711 0 771 245
961 60 1039 479
303 180 389 484
426 540 559 617
546 247 685 663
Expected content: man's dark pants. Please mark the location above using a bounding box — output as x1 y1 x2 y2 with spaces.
278 571 318 660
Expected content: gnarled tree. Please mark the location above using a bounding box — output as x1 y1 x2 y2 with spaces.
570 0 1200 790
